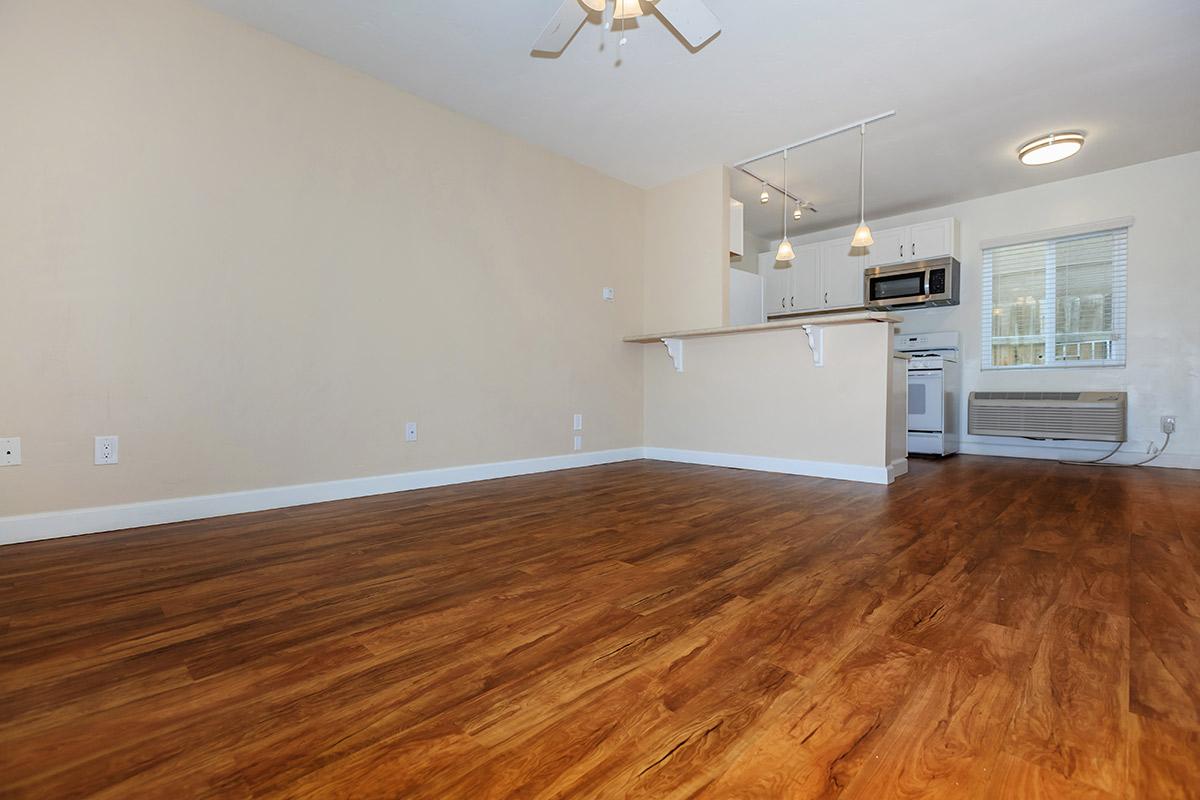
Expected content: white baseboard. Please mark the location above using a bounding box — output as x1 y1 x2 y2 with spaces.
958 439 1200 470
643 447 893 485
0 448 644 547
888 457 909 481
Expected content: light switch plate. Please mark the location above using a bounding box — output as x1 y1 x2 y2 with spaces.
573 435 582 451
602 287 615 301
405 422 418 442
0 437 20 466
95 435 119 465
573 414 583 431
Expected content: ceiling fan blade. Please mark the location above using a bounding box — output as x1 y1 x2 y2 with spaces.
652 0 720 48
532 0 590 54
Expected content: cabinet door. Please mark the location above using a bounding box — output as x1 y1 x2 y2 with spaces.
790 243 822 310
760 251 789 316
820 241 866 309
909 218 953 261
865 227 908 268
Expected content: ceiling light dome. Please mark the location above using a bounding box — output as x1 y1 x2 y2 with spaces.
613 0 645 19
1018 132 1085 166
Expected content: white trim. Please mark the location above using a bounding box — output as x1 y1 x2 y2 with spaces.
958 440 1199 470
979 216 1135 251
643 447 893 484
888 457 909 481
0 448 644 546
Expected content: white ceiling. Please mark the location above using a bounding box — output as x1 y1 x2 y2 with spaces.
196 0 1200 237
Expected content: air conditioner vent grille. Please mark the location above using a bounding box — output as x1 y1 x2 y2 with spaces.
969 391 1127 442
974 391 1082 401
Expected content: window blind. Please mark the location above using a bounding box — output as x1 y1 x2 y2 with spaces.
981 226 1127 369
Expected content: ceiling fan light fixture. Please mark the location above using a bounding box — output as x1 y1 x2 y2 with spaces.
1018 131 1085 165
612 0 645 19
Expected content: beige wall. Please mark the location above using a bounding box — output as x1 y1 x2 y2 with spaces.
0 0 646 516
641 166 730 333
643 323 895 473
777 150 1200 467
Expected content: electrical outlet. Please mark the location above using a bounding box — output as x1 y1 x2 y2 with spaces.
0 437 21 466
1161 416 1176 434
601 287 615 301
573 435 582 451
94 435 119 465
405 422 418 443
573 414 583 432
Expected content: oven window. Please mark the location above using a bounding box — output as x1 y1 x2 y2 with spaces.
871 273 923 300
909 382 926 415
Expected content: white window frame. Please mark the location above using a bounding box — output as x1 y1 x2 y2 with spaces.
981 219 1131 371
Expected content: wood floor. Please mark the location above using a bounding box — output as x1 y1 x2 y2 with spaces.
2 457 1199 798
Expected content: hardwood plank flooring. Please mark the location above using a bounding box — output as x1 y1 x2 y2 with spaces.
1 456 1199 798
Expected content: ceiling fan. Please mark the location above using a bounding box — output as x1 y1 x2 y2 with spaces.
533 0 721 55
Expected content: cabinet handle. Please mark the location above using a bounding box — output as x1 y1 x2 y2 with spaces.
824 291 828 304
900 243 904 258
912 242 916 257
790 296 794 307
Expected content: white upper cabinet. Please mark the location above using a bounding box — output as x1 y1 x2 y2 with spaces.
865 217 957 267
820 242 866 309
790 244 822 311
759 251 789 316
866 228 908 268
908 218 953 262
729 199 745 257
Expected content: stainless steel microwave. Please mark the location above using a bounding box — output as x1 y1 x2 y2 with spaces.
863 257 960 310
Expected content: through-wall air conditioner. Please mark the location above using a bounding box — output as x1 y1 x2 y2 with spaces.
968 392 1127 442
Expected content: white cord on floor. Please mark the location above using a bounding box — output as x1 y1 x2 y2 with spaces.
1058 432 1171 468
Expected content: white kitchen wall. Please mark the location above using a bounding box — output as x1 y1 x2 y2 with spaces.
774 150 1200 468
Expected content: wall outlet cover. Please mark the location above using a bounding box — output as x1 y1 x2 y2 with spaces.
573 435 582 451
0 437 20 466
405 422 418 442
95 435 119 465
602 287 615 301
1161 415 1177 434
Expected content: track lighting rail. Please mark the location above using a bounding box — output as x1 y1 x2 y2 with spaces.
733 110 897 168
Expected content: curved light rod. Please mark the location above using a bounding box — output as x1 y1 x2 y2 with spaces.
733 110 896 168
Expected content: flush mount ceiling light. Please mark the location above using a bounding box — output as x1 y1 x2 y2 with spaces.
1018 131 1085 166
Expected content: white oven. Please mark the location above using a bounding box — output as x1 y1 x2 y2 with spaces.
896 332 960 456
908 368 945 433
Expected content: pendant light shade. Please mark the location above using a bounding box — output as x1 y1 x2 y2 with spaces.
776 238 795 262
793 203 803 221
851 223 874 248
613 0 644 19
776 148 794 262
759 182 769 204
850 123 874 249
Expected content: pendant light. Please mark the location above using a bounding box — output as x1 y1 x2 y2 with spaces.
776 149 795 262
793 202 803 221
850 123 874 248
759 182 769 204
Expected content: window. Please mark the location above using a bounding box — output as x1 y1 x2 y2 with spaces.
982 225 1127 369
